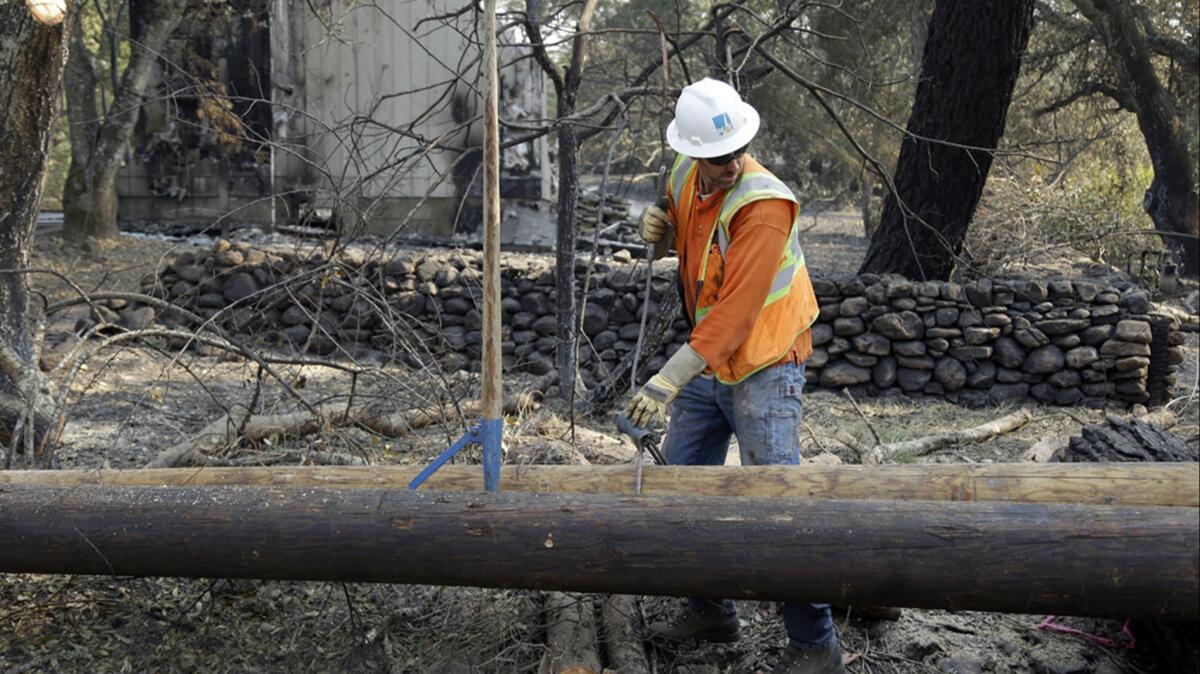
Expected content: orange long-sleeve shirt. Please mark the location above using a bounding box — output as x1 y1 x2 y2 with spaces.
669 190 813 373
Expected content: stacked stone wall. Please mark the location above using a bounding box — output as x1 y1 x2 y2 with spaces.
118 242 1184 407
806 275 1182 407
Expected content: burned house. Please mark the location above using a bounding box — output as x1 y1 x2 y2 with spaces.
120 0 552 244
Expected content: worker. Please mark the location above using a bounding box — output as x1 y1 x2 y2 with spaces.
626 78 843 674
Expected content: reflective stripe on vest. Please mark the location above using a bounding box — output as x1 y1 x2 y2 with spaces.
669 154 694 207
670 156 807 324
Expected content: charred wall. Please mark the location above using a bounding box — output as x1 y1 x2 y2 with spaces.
120 1 275 225
120 6 552 245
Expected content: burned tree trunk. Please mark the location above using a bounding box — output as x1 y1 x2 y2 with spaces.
1062 416 1198 464
0 0 71 467
859 0 1035 280
524 0 599 399
555 119 580 397
61 0 187 241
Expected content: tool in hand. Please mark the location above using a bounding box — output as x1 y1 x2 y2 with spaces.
619 14 674 497
618 412 665 495
629 11 672 392
619 9 676 494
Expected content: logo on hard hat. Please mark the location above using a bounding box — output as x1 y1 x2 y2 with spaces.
711 112 735 137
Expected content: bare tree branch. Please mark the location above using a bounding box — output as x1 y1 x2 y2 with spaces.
1035 80 1136 114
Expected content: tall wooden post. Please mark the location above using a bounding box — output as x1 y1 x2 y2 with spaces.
480 0 503 491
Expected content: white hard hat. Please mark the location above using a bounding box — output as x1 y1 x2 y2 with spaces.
666 78 760 158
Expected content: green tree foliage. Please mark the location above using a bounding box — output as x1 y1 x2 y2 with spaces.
975 0 1199 274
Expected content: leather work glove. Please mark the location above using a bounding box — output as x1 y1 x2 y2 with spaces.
639 202 670 243
625 344 708 428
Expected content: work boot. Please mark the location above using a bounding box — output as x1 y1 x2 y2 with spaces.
769 643 847 674
647 605 740 645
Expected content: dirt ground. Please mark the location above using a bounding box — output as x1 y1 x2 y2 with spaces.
2 217 1197 673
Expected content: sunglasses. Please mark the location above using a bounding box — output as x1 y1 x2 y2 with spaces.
702 145 748 167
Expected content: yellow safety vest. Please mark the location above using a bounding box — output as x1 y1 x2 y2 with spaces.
668 154 820 384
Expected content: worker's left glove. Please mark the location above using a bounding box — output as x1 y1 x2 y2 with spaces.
625 344 708 428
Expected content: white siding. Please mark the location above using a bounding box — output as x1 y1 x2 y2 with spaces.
301 0 484 200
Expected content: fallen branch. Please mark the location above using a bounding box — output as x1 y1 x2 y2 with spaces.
843 388 882 446
833 431 868 462
147 393 540 468
863 409 1033 465
1152 304 1199 332
540 593 601 674
600 595 650 674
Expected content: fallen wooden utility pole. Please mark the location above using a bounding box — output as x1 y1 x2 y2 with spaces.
0 485 1195 621
2 463 1196 507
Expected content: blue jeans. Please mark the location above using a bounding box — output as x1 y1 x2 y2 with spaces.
661 362 836 651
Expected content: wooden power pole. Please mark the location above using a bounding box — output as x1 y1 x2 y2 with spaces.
480 0 502 490
1 485 1196 621
4 463 1196 508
